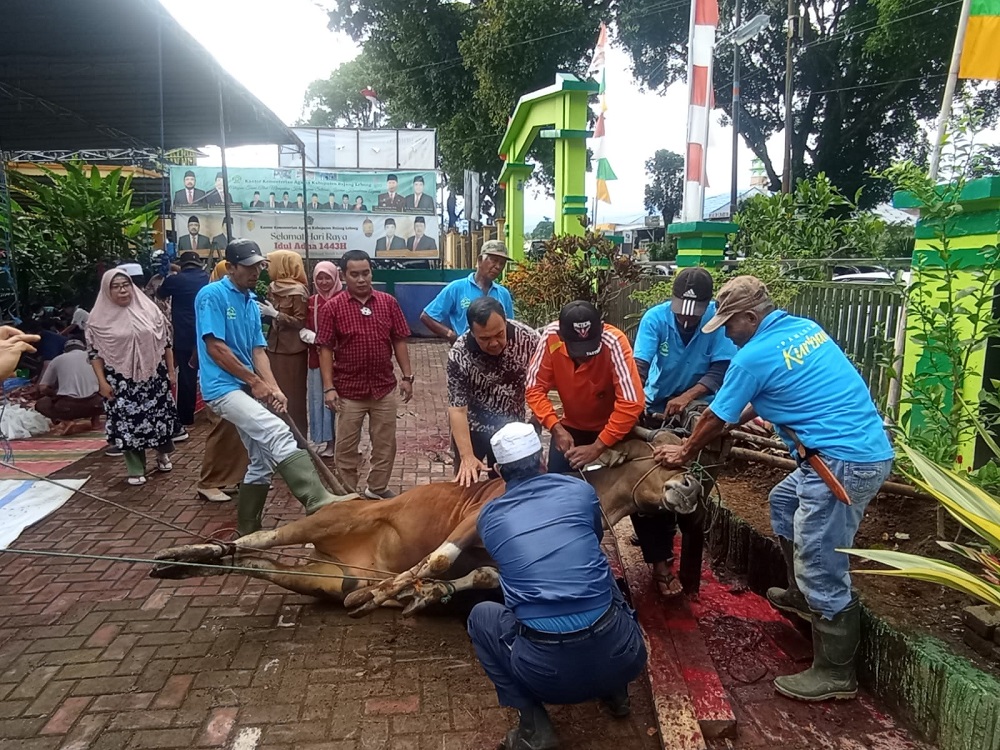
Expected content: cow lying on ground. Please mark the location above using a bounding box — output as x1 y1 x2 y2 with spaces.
152 428 702 615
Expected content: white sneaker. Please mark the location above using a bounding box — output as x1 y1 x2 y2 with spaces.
127 476 147 486
156 454 172 472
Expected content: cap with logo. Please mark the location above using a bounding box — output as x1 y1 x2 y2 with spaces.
702 275 771 334
481 240 511 260
671 267 713 318
225 239 267 267
178 251 203 268
490 422 542 464
558 300 603 359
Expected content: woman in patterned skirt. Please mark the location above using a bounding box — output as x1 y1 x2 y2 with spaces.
305 260 342 457
87 269 178 486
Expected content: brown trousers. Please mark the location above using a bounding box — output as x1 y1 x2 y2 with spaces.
334 391 398 493
35 394 103 422
198 406 250 490
267 350 308 439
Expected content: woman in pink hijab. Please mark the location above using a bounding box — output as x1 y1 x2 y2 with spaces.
87 269 179 486
305 260 342 457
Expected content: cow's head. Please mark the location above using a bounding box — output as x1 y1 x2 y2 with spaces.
583 428 703 521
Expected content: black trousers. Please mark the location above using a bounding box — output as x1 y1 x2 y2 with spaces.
174 348 198 427
452 430 499 479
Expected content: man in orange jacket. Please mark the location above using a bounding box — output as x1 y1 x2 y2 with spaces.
526 301 645 473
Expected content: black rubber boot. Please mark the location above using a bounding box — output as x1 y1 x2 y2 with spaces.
601 688 631 718
236 484 269 537
275 449 357 514
773 597 860 701
766 536 811 621
501 704 558 749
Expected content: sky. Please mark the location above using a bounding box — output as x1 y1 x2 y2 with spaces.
159 0 777 230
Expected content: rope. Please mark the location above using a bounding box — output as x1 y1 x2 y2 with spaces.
1 547 362 581
0 459 399 579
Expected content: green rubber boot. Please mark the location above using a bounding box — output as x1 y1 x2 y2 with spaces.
236 484 270 537
766 537 811 621
774 598 860 701
275 449 357 515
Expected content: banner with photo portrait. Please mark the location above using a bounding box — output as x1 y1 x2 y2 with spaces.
175 210 440 261
169 166 438 215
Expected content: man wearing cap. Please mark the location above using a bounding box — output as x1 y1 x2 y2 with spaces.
526 301 644 474
468 421 647 750
420 241 514 344
195 239 356 535
447 297 540 487
35 339 104 434
173 170 205 207
178 216 211 254
631 268 737 596
654 275 893 702
157 251 210 431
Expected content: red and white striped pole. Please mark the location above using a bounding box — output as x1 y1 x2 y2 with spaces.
681 0 720 222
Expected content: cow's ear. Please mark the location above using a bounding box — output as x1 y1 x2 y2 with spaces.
599 448 628 468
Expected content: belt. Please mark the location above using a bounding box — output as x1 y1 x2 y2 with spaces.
516 603 620 644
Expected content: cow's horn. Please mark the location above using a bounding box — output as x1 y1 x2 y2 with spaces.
630 425 656 442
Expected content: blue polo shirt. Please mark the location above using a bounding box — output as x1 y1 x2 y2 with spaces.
422 274 515 336
634 300 737 411
710 310 894 463
195 276 267 401
477 473 615 623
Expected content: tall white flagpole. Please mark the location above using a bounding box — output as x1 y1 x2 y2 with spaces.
928 0 973 181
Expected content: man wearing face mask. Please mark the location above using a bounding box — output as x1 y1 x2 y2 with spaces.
631 267 736 596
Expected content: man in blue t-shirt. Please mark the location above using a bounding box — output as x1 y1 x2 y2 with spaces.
468 422 647 750
653 276 893 703
632 268 737 597
195 239 355 535
420 240 514 343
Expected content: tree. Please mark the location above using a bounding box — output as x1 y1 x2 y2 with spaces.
643 149 684 227
615 0 999 206
312 0 609 216
302 58 380 128
529 219 555 239
4 163 158 305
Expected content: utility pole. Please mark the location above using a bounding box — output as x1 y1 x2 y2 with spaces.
729 0 743 218
781 0 796 193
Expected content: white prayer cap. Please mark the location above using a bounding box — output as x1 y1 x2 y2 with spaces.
491 422 542 465
116 262 144 277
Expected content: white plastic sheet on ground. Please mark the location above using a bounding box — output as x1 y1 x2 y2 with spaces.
2 404 52 439
0 477 88 549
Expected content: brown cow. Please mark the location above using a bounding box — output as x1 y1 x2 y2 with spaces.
152 430 702 615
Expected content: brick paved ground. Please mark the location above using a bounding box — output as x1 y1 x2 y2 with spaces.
0 340 661 750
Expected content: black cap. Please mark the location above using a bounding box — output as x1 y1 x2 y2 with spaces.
558 300 603 359
225 239 266 266
178 251 203 268
671 267 713 317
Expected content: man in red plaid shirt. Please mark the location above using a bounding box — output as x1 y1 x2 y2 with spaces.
317 250 414 498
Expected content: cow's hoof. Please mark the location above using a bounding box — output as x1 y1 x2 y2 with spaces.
149 542 234 579
343 586 375 610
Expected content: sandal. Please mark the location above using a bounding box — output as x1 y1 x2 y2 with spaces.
652 569 683 598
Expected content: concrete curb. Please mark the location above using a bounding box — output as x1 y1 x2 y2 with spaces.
708 501 1000 750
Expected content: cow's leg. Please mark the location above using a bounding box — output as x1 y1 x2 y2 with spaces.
393 566 501 617
151 514 342 579
344 513 482 614
237 556 362 602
